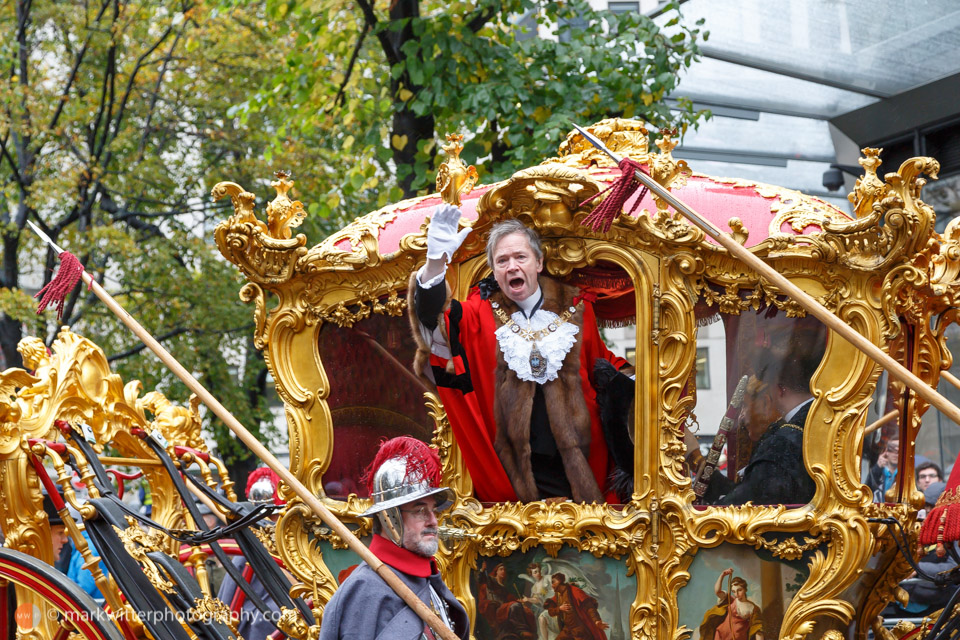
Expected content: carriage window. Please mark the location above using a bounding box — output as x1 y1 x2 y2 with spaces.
317 310 436 499
691 300 827 507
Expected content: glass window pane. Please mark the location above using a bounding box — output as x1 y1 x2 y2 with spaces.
608 1 639 13
318 310 437 499
692 300 827 507
662 0 960 97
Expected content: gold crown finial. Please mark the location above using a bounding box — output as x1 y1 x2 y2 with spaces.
436 133 478 207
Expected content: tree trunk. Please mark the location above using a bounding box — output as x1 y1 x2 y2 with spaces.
0 233 23 370
389 0 435 198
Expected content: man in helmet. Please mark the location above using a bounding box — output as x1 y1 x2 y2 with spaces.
319 437 469 640
216 467 285 639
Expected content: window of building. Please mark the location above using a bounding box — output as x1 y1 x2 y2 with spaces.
696 347 710 389
608 1 639 13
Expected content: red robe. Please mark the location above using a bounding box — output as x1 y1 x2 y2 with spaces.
545 582 607 640
429 285 627 502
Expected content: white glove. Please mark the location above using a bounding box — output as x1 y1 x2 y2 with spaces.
426 204 471 262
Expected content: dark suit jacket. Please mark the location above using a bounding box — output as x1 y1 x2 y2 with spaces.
706 401 816 506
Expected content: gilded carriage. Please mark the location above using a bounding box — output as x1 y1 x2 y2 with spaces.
0 117 957 640
209 118 958 639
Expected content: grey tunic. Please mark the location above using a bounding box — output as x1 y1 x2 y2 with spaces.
318 562 469 640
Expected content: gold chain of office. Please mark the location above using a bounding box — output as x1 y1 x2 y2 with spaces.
490 302 579 341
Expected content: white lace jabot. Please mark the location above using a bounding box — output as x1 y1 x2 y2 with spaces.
494 307 579 383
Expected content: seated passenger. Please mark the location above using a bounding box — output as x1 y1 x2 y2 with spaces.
410 206 631 503
703 355 817 506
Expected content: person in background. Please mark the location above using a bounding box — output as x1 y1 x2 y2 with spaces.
703 355 817 506
885 481 955 617
917 461 943 492
216 468 285 640
868 438 900 501
43 494 69 564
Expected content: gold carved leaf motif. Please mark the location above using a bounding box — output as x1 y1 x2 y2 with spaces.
213 178 307 285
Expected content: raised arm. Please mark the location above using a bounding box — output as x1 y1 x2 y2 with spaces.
715 568 733 599
420 204 470 283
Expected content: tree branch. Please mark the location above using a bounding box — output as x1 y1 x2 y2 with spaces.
0 132 23 187
466 1 500 33
331 23 370 111
138 26 186 158
354 0 401 67
108 21 178 146
48 0 114 131
106 328 189 362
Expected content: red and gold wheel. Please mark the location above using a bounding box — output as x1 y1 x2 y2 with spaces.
0 548 127 640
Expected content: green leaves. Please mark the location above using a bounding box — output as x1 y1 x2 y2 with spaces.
239 0 707 202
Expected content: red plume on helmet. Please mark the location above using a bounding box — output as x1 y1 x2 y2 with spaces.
361 436 442 495
246 467 284 505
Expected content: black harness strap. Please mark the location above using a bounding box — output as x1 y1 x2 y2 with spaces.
136 433 315 628
63 429 276 542
83 499 196 640
64 428 286 631
147 551 235 640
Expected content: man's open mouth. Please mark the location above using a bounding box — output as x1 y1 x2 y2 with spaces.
509 277 524 289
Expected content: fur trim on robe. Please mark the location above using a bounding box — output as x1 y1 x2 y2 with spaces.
489 277 604 504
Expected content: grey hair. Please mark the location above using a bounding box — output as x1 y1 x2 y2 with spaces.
485 220 543 271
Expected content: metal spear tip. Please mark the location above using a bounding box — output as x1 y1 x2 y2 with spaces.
571 122 623 165
25 220 66 255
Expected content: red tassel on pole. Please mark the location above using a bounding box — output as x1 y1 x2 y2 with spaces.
35 252 86 321
580 157 650 233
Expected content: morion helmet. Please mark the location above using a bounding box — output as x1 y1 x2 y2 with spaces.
246 467 283 505
360 437 453 546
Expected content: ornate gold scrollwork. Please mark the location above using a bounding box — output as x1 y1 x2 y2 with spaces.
556 117 650 168
251 523 279 556
649 130 692 217
276 606 313 640
114 519 175 593
267 170 307 240
189 596 237 632
212 177 308 285
754 534 828 561
314 291 405 328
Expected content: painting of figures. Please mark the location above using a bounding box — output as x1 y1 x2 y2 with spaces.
677 544 809 640
470 548 633 640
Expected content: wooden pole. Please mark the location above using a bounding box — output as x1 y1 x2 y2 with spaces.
185 481 229 524
942 370 960 393
78 272 459 640
864 410 899 435
571 125 960 429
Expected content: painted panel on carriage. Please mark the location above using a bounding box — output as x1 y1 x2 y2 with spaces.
469 548 633 640
317 311 437 500
317 537 372 586
677 543 809 640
